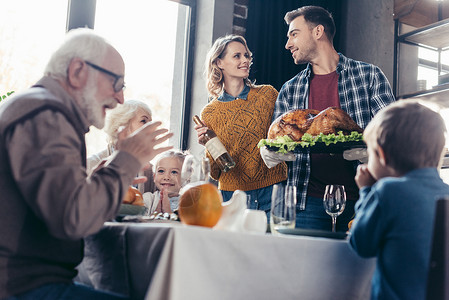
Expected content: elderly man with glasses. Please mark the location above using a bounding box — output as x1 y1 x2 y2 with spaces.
0 28 172 299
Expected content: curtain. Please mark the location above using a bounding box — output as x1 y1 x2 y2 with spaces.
245 0 343 91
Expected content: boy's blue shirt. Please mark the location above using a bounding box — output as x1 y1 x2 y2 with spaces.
349 168 449 300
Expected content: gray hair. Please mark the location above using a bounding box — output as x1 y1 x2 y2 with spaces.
44 28 111 80
104 100 153 146
364 100 447 175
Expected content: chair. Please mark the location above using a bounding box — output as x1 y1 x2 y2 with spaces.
426 198 449 300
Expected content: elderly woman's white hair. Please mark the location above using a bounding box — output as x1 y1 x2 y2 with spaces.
104 100 153 147
44 28 111 80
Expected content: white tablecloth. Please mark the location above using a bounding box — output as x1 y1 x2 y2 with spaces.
76 222 375 300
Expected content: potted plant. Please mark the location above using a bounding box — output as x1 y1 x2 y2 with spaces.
0 91 15 103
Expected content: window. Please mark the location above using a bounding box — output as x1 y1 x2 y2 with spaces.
0 0 195 157
0 0 68 94
417 47 449 90
86 0 194 156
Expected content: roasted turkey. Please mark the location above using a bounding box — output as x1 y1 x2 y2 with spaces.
267 107 363 141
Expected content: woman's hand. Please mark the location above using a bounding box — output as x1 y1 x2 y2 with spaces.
194 123 208 146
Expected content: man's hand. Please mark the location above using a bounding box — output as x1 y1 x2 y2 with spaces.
260 146 295 168
117 121 173 165
343 148 368 163
90 159 107 174
91 158 149 185
132 176 147 186
354 164 376 188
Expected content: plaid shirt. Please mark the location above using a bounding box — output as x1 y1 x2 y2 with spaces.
274 53 396 210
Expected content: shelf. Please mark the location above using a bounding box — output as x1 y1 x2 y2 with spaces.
443 155 449 169
394 0 449 28
399 18 449 49
398 84 449 107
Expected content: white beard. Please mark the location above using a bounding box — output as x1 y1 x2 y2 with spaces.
80 79 106 129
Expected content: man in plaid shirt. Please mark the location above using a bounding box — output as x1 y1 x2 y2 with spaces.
261 6 395 231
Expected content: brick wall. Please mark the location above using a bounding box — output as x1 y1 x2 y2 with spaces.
233 0 248 37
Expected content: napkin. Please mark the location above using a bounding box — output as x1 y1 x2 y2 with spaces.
214 190 267 234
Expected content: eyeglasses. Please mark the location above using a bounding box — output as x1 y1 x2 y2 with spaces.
85 61 125 93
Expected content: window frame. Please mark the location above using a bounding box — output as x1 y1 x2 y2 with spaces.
66 0 196 150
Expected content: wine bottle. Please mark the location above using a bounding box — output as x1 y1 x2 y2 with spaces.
193 115 236 172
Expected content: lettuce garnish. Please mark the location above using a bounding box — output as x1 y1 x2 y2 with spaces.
257 131 363 154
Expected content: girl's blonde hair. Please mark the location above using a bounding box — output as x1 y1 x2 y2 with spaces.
205 34 255 99
104 99 152 147
152 150 188 173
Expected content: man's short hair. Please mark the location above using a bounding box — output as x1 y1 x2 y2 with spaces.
284 6 336 43
364 101 447 174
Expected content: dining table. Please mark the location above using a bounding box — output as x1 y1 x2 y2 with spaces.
75 221 376 300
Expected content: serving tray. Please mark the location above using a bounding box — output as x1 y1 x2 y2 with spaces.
267 140 366 154
118 204 146 216
277 228 348 239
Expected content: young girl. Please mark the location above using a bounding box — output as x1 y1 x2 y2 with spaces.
143 150 187 214
193 34 287 216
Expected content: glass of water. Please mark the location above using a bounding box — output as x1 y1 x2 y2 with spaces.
270 183 296 235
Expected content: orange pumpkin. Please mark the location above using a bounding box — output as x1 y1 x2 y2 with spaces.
123 186 144 206
348 219 354 230
178 182 223 227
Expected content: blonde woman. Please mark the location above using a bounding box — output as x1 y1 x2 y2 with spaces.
87 99 156 193
194 35 287 216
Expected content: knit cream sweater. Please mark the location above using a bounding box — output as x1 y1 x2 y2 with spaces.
201 85 287 191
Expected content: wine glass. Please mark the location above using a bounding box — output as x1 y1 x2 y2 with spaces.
181 154 211 187
181 154 201 186
270 183 296 235
323 185 346 232
200 157 211 182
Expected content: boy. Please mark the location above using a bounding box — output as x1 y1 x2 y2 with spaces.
349 100 449 300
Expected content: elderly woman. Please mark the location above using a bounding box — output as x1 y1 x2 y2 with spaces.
87 99 156 193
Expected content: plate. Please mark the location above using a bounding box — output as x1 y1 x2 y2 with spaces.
276 228 348 239
267 140 366 154
118 204 146 216
116 216 179 223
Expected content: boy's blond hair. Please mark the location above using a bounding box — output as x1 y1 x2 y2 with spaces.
364 100 446 175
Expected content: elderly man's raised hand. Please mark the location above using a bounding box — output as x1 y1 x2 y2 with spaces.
117 121 173 165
